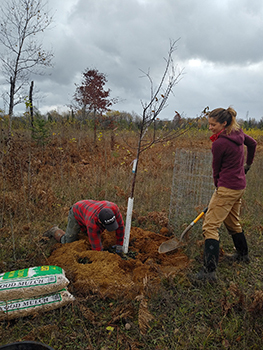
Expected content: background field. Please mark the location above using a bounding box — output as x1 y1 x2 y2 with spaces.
0 124 263 349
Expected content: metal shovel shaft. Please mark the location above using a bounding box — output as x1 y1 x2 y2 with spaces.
158 207 208 254
179 208 207 241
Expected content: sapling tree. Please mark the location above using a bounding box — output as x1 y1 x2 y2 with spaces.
123 39 191 253
0 0 53 145
31 114 49 147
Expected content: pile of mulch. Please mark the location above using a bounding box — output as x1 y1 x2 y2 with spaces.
48 227 190 300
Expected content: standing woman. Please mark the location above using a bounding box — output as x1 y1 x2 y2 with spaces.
196 107 257 281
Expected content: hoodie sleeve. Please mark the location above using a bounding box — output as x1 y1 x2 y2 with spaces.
244 134 257 166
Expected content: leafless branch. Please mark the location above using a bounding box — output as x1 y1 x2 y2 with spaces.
0 0 54 121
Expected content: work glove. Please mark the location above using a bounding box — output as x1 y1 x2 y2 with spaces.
244 164 251 174
112 245 123 254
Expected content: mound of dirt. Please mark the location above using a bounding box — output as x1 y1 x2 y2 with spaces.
48 227 190 300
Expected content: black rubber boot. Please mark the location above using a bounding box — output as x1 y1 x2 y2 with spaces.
195 239 220 282
225 231 250 263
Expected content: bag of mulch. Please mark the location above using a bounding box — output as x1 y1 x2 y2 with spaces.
0 266 69 301
0 288 75 321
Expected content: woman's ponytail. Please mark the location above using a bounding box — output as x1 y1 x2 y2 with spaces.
209 106 240 134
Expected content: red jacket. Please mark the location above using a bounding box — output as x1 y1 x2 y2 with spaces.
211 129 257 190
72 200 125 251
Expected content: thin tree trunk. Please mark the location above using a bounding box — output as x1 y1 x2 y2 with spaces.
29 81 34 129
93 109 97 144
130 119 145 198
7 76 15 151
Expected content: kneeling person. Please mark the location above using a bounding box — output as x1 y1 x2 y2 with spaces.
44 200 124 252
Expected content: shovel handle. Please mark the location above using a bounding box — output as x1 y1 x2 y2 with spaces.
180 207 208 241
193 207 208 223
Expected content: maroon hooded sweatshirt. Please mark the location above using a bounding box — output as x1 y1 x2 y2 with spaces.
211 129 257 190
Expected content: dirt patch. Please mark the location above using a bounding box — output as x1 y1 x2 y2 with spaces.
47 227 190 300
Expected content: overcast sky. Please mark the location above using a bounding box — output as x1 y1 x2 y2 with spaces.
2 0 263 120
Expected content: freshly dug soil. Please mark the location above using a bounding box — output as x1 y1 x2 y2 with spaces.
48 227 190 300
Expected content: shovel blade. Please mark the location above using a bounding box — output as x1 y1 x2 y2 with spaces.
158 207 208 254
158 238 182 254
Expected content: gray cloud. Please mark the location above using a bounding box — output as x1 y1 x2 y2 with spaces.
1 0 262 120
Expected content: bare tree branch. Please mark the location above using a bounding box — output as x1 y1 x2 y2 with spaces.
127 39 187 199
0 0 54 144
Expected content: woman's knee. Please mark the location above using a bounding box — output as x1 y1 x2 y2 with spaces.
202 228 219 241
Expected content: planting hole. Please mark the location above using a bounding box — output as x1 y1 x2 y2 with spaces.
78 257 92 264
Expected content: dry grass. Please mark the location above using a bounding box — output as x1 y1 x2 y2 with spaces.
1 125 263 349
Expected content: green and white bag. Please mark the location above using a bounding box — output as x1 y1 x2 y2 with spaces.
0 288 75 320
0 266 69 301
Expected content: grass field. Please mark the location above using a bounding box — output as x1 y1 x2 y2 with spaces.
0 126 263 349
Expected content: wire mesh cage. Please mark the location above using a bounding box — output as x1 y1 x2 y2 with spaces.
168 149 214 234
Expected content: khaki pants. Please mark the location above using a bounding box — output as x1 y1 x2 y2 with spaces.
202 187 245 241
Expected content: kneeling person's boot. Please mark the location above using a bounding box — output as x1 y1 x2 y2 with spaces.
195 239 219 282
225 231 250 263
43 225 65 243
43 225 59 239
54 229 65 243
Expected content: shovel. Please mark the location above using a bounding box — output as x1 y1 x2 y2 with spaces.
158 207 208 254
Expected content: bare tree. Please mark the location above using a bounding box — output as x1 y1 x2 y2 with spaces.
123 39 191 253
128 40 189 196
0 0 53 143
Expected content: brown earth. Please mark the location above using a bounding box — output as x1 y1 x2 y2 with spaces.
47 227 190 300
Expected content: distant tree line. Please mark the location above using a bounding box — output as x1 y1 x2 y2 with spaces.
4 109 185 132
4 109 263 132
239 117 263 130
189 114 263 131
